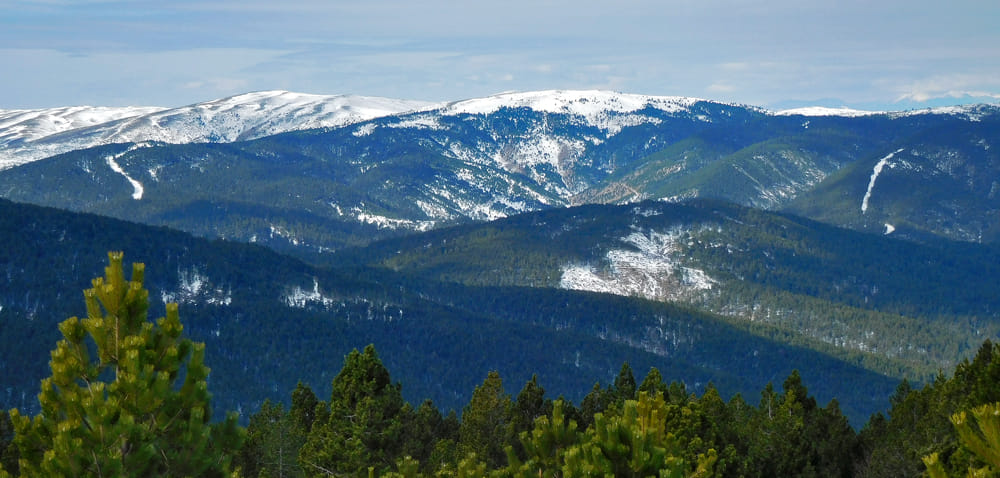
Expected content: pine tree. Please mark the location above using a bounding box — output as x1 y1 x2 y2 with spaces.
238 400 305 478
506 375 551 461
400 399 455 472
507 399 580 477
7 252 243 477
299 345 408 478
564 391 716 478
458 371 511 469
289 382 319 435
638 367 668 397
612 363 637 405
578 383 612 431
925 401 1000 478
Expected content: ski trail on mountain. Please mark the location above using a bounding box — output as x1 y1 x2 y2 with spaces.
861 148 904 214
104 144 151 200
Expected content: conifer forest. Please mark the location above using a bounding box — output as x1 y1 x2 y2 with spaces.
2 253 1000 477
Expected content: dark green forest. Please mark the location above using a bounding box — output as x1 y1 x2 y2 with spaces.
334 198 1000 383
0 198 907 426
1 254 998 477
231 341 1000 478
1 197 999 476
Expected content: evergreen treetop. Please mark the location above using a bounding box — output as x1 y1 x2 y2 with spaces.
6 252 243 477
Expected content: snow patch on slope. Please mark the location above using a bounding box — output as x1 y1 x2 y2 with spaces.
161 267 231 306
862 149 904 214
284 278 335 309
559 227 715 301
353 123 377 137
355 210 436 231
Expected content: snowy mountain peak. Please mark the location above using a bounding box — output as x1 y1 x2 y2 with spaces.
893 103 1000 121
185 90 439 128
773 106 882 117
0 91 437 170
0 105 165 146
773 103 1000 119
442 90 703 118
3 89 996 173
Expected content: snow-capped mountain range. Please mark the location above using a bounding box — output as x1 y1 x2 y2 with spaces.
0 90 436 169
0 89 727 170
0 89 997 252
3 88 993 170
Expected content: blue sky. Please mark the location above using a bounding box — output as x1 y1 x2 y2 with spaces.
1 0 998 110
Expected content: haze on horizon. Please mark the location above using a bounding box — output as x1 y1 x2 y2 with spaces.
1 0 998 112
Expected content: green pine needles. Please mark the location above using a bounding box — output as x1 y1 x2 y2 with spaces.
4 252 243 477
924 402 1000 478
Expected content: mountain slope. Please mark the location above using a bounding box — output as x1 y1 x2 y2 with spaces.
783 112 1000 242
0 90 435 169
335 199 1000 382
0 92 861 260
0 198 898 425
3 90 997 251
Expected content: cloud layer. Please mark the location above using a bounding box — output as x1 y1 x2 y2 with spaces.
1 0 997 110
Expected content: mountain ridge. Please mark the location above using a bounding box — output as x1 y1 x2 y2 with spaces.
332 198 1000 383
0 90 437 169
0 90 997 255
0 196 900 425
5 88 994 170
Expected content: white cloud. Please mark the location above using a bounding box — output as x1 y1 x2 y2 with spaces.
707 83 736 94
893 74 1000 103
0 47 287 107
1 0 998 110
182 77 251 93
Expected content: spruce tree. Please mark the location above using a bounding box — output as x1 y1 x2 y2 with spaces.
7 252 243 477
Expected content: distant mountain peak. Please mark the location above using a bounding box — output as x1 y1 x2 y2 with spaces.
441 90 704 117
773 102 1000 119
773 106 883 117
893 103 1000 121
6 89 996 171
0 91 437 170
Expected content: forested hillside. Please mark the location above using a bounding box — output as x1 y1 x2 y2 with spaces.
0 198 899 427
784 112 1000 243
4 271 999 477
334 199 1000 383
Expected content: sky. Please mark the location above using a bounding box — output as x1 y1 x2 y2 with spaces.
1 0 998 111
